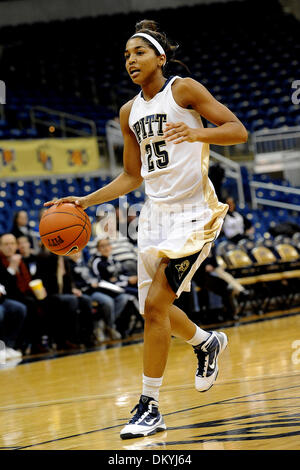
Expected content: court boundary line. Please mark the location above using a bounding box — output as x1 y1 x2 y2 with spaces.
9 383 300 450
0 371 299 413
6 309 300 368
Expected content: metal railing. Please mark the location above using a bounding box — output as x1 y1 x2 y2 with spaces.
252 126 300 156
29 105 109 166
30 106 97 137
250 180 300 212
251 126 300 186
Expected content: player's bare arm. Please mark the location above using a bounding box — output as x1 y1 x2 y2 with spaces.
163 77 248 146
44 99 143 209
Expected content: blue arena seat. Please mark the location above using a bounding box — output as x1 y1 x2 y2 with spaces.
271 116 289 128
9 128 24 138
25 128 38 138
0 0 297 216
0 119 8 129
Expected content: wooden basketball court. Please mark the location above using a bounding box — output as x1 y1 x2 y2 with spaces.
0 313 299 451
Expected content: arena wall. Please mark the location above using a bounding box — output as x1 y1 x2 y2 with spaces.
0 0 246 27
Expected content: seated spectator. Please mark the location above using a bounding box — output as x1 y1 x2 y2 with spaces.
116 204 139 247
90 238 138 298
110 232 138 277
18 237 96 349
193 248 238 321
91 205 138 275
17 235 38 276
222 197 254 243
0 283 27 360
11 210 40 253
68 251 129 340
35 247 96 349
214 262 252 300
113 205 139 272
0 233 49 354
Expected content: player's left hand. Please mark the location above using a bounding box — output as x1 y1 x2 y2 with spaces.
163 122 200 144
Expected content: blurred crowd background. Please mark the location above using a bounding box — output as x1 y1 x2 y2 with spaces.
0 0 300 361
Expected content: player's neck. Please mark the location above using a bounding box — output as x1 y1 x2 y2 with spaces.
141 74 167 101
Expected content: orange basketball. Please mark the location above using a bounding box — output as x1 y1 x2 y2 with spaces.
39 203 92 256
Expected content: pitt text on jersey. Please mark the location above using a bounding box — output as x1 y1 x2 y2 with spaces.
132 113 167 143
132 114 169 173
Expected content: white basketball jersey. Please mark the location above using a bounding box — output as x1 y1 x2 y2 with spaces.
129 75 218 207
129 76 229 308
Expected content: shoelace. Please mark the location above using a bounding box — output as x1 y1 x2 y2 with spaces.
129 402 148 424
193 346 209 376
129 401 156 424
130 403 139 415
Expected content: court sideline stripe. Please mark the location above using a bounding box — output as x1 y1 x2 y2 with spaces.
11 383 300 450
11 310 300 367
0 371 299 413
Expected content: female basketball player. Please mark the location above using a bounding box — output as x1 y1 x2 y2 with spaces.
45 20 247 440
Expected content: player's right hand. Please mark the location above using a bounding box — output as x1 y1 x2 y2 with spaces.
43 195 89 210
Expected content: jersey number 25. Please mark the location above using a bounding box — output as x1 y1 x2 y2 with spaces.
145 140 169 172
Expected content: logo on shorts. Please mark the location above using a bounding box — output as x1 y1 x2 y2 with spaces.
175 260 190 279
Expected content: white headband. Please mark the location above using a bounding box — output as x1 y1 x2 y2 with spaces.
131 32 166 57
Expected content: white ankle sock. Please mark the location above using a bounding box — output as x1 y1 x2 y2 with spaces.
186 325 210 346
142 374 163 402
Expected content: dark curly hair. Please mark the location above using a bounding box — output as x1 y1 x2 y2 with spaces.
130 19 190 75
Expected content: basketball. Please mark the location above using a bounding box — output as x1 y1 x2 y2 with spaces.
39 203 92 256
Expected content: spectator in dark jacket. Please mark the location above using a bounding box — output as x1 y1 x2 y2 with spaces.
35 247 96 349
0 282 27 360
69 251 136 340
193 248 237 321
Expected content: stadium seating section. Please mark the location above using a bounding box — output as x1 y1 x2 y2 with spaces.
0 0 300 318
0 0 299 138
0 175 147 233
215 231 300 315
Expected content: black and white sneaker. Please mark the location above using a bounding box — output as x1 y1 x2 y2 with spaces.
120 395 166 440
193 331 228 392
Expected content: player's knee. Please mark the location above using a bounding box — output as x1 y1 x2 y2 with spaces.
144 296 166 323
